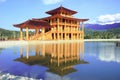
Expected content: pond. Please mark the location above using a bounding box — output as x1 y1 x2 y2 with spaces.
0 41 120 80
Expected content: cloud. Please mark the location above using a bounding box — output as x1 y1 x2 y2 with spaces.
87 13 120 25
96 13 120 25
42 0 63 5
0 0 6 3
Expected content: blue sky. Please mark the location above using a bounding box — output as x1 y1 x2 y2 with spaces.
0 0 120 30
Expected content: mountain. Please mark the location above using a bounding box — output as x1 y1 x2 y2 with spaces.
85 23 120 30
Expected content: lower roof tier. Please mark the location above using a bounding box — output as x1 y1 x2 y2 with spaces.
13 19 52 29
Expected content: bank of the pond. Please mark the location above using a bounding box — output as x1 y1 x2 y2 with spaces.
0 39 120 48
84 39 120 42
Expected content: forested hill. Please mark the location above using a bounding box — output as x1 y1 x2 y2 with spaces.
0 28 34 40
84 28 120 39
0 28 21 40
0 27 120 40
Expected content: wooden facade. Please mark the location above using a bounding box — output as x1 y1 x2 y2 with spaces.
14 6 89 40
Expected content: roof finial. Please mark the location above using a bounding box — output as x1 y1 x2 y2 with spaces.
60 4 62 7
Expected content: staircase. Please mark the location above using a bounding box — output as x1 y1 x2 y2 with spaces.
30 30 52 40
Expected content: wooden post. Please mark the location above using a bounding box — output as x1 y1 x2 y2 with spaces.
77 21 79 39
42 28 45 40
57 18 59 40
54 33 56 40
20 28 23 40
82 22 84 39
26 27 29 40
80 33 81 39
65 19 67 40
77 21 79 31
61 33 63 40
70 22 72 40
61 26 63 40
82 22 84 32
36 28 39 35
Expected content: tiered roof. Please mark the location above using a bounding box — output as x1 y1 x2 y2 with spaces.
13 6 89 29
46 6 77 15
13 19 52 29
34 14 89 22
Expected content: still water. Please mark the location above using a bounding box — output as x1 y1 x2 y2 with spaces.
0 41 120 80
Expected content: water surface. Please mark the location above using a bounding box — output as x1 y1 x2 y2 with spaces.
0 41 120 80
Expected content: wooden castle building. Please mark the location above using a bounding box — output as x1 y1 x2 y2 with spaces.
14 6 89 40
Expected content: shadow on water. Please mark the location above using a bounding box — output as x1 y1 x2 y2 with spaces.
14 41 88 78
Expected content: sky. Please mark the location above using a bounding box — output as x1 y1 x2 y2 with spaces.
0 0 120 30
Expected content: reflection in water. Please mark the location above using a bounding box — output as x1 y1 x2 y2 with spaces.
16 42 88 76
116 42 120 47
85 42 120 63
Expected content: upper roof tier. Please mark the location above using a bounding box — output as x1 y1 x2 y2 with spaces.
46 5 77 15
33 14 89 22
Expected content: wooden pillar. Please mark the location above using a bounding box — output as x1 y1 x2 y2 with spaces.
79 22 81 31
42 28 45 40
20 28 23 40
71 33 73 40
80 33 81 39
65 19 67 40
57 18 59 40
61 33 63 40
77 21 79 40
68 27 70 40
61 26 63 40
77 33 79 40
42 43 45 57
73 34 74 40
26 27 29 40
82 22 84 39
54 33 56 40
36 28 39 35
82 22 84 31
70 23 72 40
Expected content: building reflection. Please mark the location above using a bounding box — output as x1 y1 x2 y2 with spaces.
116 42 120 47
16 41 88 76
